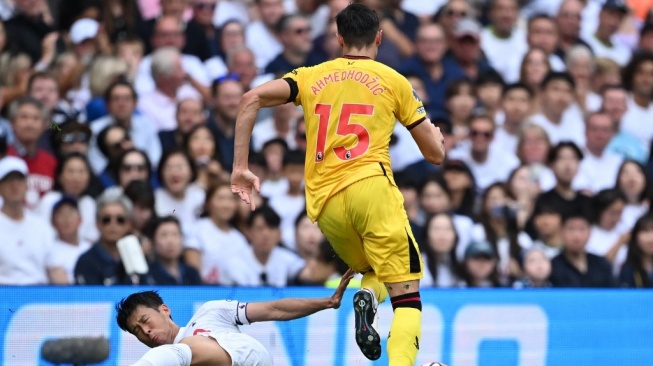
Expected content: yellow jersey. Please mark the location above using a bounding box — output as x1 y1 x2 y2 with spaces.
283 56 427 221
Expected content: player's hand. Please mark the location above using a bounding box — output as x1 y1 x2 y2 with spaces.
329 268 355 309
231 168 261 211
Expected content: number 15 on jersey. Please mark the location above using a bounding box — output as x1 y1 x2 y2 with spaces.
314 103 374 163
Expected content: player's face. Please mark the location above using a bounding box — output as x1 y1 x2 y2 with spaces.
562 218 590 253
127 305 175 348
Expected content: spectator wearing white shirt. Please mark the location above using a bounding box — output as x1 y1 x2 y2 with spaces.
621 53 653 155
586 188 628 273
294 211 325 261
220 206 306 287
135 16 210 98
615 160 650 233
602 84 648 163
50 196 92 283
268 150 306 250
516 123 557 191
184 182 250 284
475 70 505 125
88 80 162 175
531 71 586 146
526 14 566 73
565 45 602 115
246 0 285 70
480 0 528 83
154 149 205 230
448 113 520 190
0 156 67 285
203 20 246 81
575 111 623 193
159 98 208 152
555 0 593 62
584 0 631 66
420 213 463 288
518 48 552 112
259 138 289 199
493 83 534 156
138 47 195 131
252 102 299 152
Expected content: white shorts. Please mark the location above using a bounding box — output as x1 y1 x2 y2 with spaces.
209 332 272 366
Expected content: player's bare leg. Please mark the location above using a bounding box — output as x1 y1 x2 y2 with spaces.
353 271 388 360
384 279 422 366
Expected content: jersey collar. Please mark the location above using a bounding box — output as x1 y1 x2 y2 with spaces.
342 55 372 60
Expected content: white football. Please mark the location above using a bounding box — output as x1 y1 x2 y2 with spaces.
421 363 447 366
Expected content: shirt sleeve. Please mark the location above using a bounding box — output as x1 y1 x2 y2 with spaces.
394 75 427 129
282 68 305 106
207 300 251 326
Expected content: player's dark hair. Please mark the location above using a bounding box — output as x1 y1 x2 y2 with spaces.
502 82 534 99
248 205 281 228
335 3 379 49
116 291 165 332
283 149 305 166
540 71 575 91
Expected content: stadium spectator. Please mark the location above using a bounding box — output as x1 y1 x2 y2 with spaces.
99 0 143 42
259 138 289 199
85 56 130 122
507 165 542 229
565 45 601 115
115 36 146 83
513 246 552 288
480 0 527 82
74 190 151 285
518 47 552 112
123 179 157 258
268 150 306 250
615 160 650 232
206 76 245 170
459 239 501 288
584 0 631 66
586 189 628 268
474 71 505 123
35 152 98 243
138 47 198 131
447 17 495 79
296 238 359 287
293 116 307 152
189 0 219 57
3 0 60 65
246 0 285 69
602 84 647 163
52 121 92 160
28 72 84 128
183 124 229 189
591 57 622 93
7 97 58 209
145 215 202 285
575 112 623 193
494 83 534 155
184 182 250 284
516 124 555 190
50 196 92 284
394 171 424 245
0 156 67 285
294 211 325 261
203 19 246 80
159 98 206 151
252 102 300 152
435 0 472 48
420 213 462 288
441 159 476 218
620 53 653 155
555 0 592 61
444 78 476 144
89 79 161 175
531 71 585 146
550 212 616 287
223 46 274 92
449 113 520 190
531 203 565 258
95 125 134 188
219 206 305 286
526 14 565 73
397 23 465 116
619 213 653 287
154 149 204 229
264 14 324 75
112 148 154 190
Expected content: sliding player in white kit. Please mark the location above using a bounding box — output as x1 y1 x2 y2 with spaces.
116 269 353 366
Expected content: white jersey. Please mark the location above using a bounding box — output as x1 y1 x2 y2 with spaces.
173 300 272 366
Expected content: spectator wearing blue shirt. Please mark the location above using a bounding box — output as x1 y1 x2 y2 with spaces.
264 14 325 76
397 23 466 116
601 84 648 163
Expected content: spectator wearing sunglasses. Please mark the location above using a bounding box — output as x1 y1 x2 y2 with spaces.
88 79 162 176
96 125 134 188
112 148 156 191
448 112 520 190
52 121 92 159
264 14 325 76
74 190 152 285
434 0 472 48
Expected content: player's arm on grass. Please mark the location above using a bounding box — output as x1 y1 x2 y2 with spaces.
245 269 354 322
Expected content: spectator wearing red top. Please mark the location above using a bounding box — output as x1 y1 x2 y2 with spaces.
7 97 57 209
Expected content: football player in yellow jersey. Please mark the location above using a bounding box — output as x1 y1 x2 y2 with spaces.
231 4 445 366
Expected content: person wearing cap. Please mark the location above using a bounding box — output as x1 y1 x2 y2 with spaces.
584 0 631 66
480 0 528 83
550 212 616 287
50 196 92 284
69 17 102 65
0 156 68 285
459 239 501 288
445 17 496 79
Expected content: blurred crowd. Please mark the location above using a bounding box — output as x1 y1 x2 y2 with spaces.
0 0 652 289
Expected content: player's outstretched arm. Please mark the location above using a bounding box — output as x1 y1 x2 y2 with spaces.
232 79 292 210
245 269 354 322
410 119 446 165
